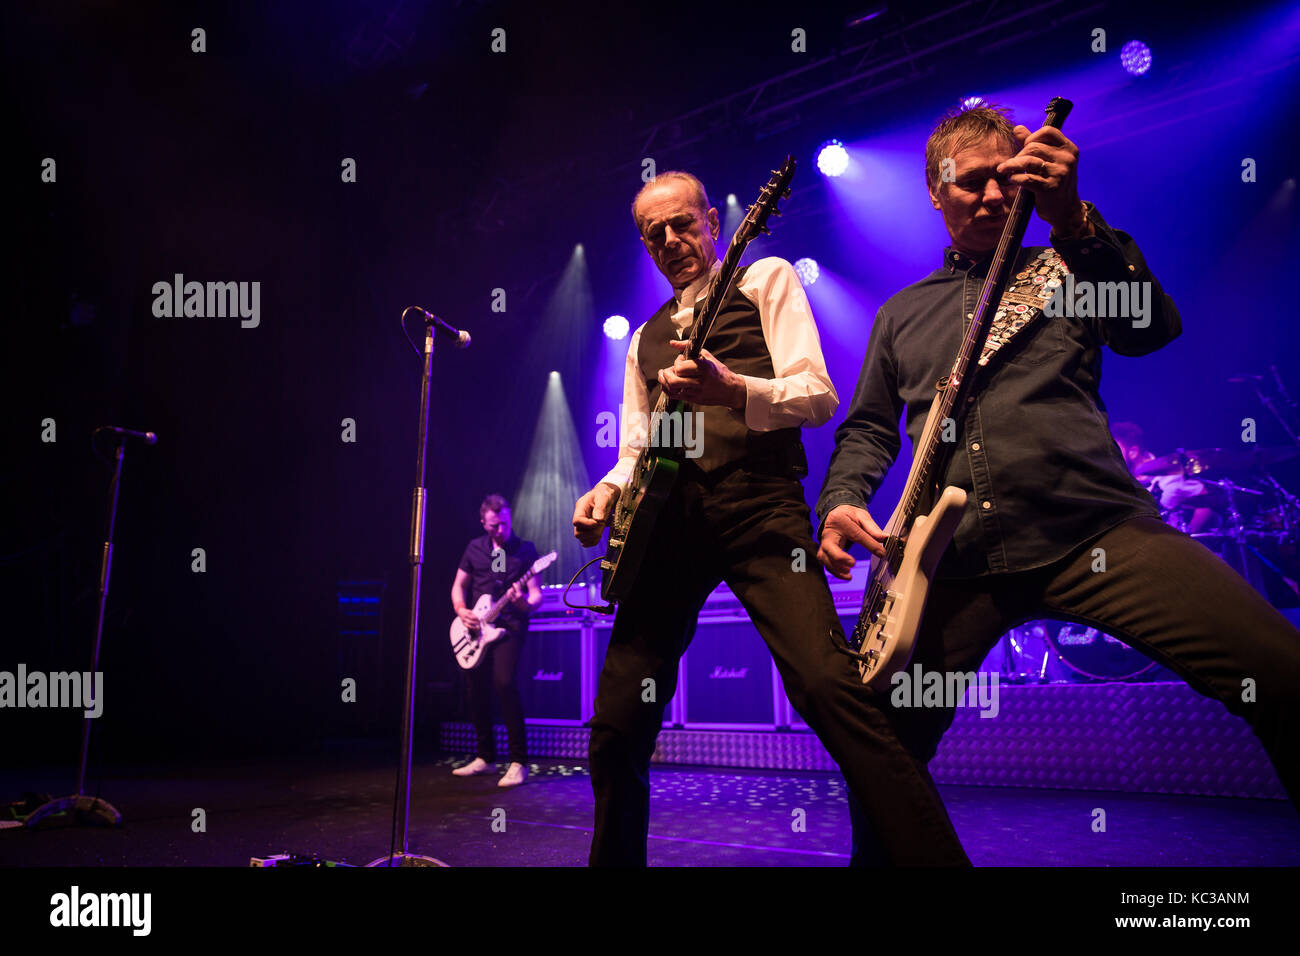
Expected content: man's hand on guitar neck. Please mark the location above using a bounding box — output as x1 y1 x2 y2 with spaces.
998 124 1092 239
817 504 888 579
505 579 537 610
573 482 620 547
657 339 747 410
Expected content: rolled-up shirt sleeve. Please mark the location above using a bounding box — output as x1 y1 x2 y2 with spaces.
598 324 648 489
816 305 904 531
735 257 839 431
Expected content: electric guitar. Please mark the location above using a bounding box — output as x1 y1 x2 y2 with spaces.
450 550 557 669
598 156 797 606
849 96 1074 689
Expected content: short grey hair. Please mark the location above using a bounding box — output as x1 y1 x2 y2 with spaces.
631 171 711 232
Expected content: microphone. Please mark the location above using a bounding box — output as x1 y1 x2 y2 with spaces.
408 307 471 349
96 426 158 445
1227 374 1262 383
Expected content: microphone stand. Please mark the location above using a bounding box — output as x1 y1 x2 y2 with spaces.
26 436 129 828
367 320 448 867
1252 380 1300 449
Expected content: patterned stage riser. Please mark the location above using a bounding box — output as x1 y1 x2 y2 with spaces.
440 680 1285 799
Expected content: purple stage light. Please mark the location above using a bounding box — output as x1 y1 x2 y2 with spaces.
1121 40 1152 76
961 95 986 110
603 315 629 340
793 258 820 286
816 140 849 178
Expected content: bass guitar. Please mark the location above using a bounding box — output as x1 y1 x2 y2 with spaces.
598 157 797 606
450 550 557 669
849 96 1074 688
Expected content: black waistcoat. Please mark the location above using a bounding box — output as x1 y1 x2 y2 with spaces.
636 267 805 475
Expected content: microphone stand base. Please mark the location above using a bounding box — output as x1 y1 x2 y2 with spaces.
24 793 122 829
365 852 450 867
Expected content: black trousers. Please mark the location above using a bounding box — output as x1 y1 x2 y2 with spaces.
845 515 1300 864
590 463 909 864
589 461 1300 864
466 624 527 765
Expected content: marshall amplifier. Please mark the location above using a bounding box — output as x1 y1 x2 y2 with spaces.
518 620 583 722
681 618 777 728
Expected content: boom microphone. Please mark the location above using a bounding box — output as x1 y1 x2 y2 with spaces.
96 426 157 444
407 307 471 349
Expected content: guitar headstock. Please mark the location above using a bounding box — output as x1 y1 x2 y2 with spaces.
1043 96 1073 130
684 154 798 353
734 155 796 245
532 551 559 575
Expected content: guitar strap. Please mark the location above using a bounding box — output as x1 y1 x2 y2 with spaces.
976 250 1070 367
923 251 1071 515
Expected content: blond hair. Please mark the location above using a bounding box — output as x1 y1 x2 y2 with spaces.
925 103 1018 192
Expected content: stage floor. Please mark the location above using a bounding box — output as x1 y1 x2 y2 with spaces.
3 747 1297 867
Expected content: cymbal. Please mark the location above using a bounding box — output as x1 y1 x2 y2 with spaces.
1134 452 1185 476
1135 446 1299 478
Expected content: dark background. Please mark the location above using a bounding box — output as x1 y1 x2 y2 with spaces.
4 0 1297 767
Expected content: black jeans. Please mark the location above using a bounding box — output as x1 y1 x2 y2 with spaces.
846 515 1300 863
590 465 1300 864
466 624 527 765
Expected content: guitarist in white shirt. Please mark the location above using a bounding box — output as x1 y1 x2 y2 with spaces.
451 495 542 788
573 171 920 866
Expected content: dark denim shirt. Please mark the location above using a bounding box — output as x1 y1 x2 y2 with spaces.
816 204 1180 578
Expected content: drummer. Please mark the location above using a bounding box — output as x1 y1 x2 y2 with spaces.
1111 422 1216 533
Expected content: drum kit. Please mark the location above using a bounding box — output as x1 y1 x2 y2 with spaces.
989 442 1300 683
1136 444 1300 601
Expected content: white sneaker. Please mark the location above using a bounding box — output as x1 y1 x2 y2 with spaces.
452 757 492 777
497 763 528 788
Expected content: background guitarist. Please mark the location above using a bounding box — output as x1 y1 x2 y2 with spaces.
450 494 541 788
816 103 1300 864
573 170 925 866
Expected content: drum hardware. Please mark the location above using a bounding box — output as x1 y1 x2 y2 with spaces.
1049 623 1158 681
995 622 1057 683
987 621 1160 683
1254 470 1300 540
1230 366 1300 450
1135 446 1300 479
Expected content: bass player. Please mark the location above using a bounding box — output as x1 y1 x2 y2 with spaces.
816 103 1300 864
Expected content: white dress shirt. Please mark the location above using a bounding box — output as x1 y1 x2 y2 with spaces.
599 256 838 489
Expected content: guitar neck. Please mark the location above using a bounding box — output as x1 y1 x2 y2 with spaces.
624 156 795 482
683 225 750 360
632 233 751 471
889 97 1073 535
484 565 534 620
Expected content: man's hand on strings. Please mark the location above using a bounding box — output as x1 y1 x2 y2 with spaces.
657 339 747 410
